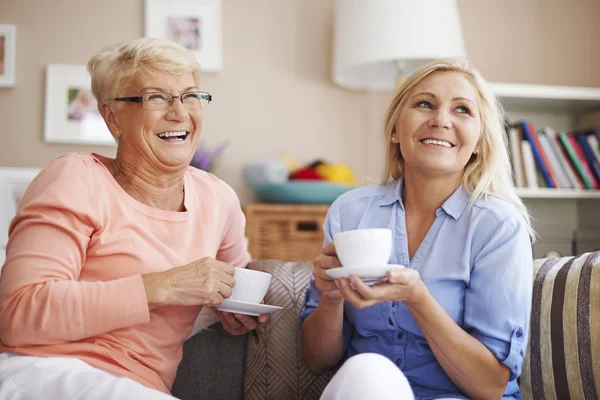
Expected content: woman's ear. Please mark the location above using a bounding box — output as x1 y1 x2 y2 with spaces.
101 103 121 138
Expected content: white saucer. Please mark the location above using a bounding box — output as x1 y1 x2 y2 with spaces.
325 264 406 282
216 299 283 317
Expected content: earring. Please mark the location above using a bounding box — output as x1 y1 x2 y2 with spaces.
391 136 397 143
474 149 479 154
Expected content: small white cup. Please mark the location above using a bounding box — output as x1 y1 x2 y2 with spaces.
228 268 272 304
333 228 392 268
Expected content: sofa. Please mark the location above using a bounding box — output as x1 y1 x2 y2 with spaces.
171 252 600 400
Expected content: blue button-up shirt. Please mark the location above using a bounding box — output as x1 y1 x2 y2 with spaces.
299 180 533 400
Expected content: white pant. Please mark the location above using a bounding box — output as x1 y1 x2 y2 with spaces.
320 353 415 400
0 353 177 400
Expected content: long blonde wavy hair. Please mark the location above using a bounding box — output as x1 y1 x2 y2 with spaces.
382 58 534 239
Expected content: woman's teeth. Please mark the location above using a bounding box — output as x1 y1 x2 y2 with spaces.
421 139 452 148
157 131 188 140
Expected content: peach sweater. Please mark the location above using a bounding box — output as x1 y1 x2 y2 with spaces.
0 153 250 394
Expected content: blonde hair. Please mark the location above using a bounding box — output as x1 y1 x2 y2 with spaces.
87 37 201 111
382 58 534 239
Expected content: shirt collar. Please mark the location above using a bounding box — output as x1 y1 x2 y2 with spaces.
379 179 403 207
379 178 470 220
440 185 470 220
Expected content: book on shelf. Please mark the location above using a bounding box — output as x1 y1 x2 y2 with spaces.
544 128 583 189
507 121 600 191
575 132 600 187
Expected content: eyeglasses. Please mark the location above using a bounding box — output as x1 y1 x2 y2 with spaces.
112 91 212 110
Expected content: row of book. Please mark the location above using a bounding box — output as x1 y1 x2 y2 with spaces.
507 121 600 189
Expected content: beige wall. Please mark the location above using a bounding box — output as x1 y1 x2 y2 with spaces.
1 0 599 204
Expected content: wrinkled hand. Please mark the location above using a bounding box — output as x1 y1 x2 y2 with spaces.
143 257 235 309
335 268 426 309
213 307 270 336
313 242 344 301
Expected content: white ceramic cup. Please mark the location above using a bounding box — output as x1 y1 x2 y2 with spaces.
333 228 393 268
228 268 273 304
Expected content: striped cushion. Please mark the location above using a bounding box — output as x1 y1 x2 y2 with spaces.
244 260 332 400
246 253 600 400
520 251 600 400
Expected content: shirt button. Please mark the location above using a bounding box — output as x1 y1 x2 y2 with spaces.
516 328 523 338
387 318 394 326
395 357 402 366
397 332 404 340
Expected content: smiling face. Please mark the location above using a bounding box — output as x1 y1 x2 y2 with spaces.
103 70 202 172
394 71 482 182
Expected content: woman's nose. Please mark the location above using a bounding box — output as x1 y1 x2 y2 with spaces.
428 109 452 129
165 98 189 120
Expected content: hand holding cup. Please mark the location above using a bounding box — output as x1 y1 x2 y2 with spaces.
215 268 273 335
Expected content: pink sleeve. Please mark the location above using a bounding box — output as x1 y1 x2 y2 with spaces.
216 185 251 268
0 155 150 347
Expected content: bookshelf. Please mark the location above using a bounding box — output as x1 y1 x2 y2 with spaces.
491 83 600 114
516 188 600 199
492 83 600 258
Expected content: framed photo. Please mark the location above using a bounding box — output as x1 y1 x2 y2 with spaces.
0 167 40 267
0 24 16 87
44 64 115 145
145 0 222 72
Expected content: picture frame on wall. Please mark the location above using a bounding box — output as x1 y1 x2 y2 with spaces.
0 24 16 87
44 64 115 146
145 0 222 72
0 167 40 268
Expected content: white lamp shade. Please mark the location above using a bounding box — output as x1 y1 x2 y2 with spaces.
332 0 466 91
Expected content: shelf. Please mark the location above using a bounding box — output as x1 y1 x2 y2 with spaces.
490 83 600 115
516 188 600 199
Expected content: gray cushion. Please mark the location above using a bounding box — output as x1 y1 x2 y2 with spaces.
172 322 247 400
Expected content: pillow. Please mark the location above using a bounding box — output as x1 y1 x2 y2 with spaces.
173 322 247 400
520 251 600 399
245 260 333 400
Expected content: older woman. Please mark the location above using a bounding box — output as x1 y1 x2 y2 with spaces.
300 59 534 400
0 38 266 400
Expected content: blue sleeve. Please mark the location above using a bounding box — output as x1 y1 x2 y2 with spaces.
298 201 354 349
464 215 533 381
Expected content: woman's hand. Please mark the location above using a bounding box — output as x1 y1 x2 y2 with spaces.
213 309 270 336
142 257 235 309
313 242 344 301
336 268 427 309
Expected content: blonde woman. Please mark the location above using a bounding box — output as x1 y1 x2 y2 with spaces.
301 59 533 400
0 38 268 399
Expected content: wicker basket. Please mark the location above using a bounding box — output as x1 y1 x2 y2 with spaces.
243 203 330 262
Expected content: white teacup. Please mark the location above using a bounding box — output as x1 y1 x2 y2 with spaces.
333 228 392 268
228 268 272 304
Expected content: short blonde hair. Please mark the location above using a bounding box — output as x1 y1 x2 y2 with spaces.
87 37 201 110
382 58 534 238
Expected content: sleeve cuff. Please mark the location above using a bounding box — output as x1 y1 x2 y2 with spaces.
471 325 526 381
103 275 151 328
298 277 322 327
